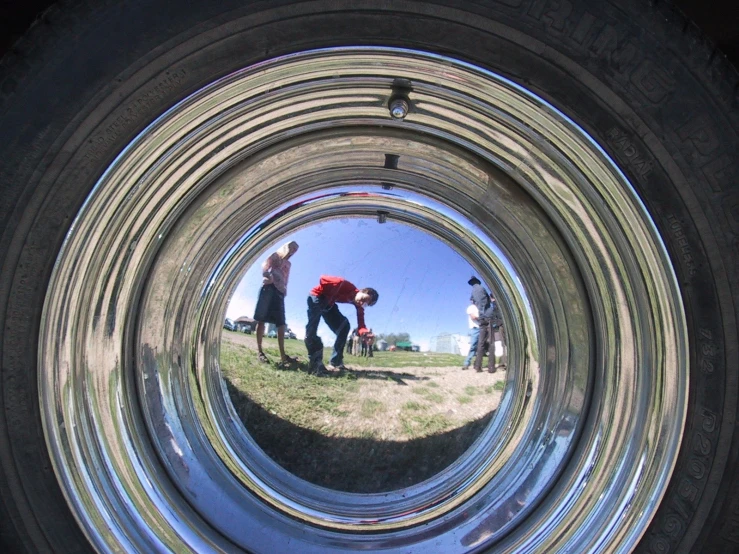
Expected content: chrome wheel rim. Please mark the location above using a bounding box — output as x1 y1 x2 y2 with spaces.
40 48 688 553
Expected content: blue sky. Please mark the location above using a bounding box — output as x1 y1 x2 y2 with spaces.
226 218 478 350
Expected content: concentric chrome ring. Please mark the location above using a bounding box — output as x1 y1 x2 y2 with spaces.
40 48 687 553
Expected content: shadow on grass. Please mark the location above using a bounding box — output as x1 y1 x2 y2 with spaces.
224 378 494 493
339 367 428 385
275 359 428 386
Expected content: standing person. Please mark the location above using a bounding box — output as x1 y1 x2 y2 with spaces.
304 275 379 374
253 241 299 366
468 276 504 373
462 299 480 370
347 329 356 356
352 328 362 357
494 324 508 371
366 329 375 358
360 332 368 357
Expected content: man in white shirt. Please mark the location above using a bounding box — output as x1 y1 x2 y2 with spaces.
462 300 480 370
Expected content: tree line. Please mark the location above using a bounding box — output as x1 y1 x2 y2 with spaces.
375 332 411 345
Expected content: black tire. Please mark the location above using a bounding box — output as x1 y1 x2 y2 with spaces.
0 1 737 552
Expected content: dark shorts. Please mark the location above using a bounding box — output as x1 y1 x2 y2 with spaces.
253 284 286 326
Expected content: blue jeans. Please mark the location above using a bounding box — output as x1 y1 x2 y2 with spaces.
304 295 350 366
464 326 480 367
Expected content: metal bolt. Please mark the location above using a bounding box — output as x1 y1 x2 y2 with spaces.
377 211 388 224
389 98 409 119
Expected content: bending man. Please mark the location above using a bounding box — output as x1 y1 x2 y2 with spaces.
305 275 378 374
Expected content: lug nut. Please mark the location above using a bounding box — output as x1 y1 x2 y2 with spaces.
389 98 409 119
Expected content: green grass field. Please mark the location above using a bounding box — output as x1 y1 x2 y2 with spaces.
219 338 477 433
222 330 467 368
219 334 503 492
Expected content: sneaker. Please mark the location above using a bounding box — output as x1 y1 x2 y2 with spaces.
327 363 349 371
461 365 469 371
488 367 497 373
495 364 507 371
257 352 269 363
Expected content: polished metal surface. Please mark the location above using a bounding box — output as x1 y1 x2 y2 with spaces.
39 48 687 552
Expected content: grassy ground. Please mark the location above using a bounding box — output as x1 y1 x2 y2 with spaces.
220 332 504 492
223 331 468 368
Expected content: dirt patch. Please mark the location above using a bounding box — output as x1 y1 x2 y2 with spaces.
225 332 259 349
319 365 503 440
224 332 504 439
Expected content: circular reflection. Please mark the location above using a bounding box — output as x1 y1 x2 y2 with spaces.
222 218 508 492
39 48 686 552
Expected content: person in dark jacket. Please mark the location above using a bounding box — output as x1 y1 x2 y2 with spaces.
468 276 504 373
304 275 378 374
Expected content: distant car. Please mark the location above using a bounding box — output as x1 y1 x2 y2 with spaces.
224 318 236 331
236 323 253 334
264 326 294 339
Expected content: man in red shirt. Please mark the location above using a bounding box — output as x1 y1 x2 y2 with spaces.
305 275 379 374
